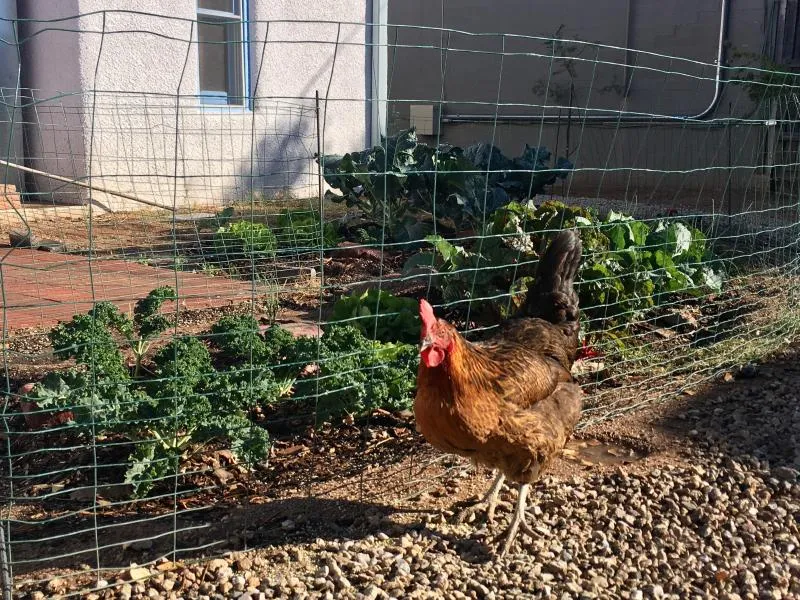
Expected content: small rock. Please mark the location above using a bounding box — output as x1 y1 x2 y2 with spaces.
281 519 296 531
208 558 230 572
394 557 411 577
219 580 234 595
772 466 798 482
128 567 150 582
363 585 383 600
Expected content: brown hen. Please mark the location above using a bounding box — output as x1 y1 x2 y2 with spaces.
414 229 584 556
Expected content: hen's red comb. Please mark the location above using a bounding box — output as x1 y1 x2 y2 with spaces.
419 298 437 334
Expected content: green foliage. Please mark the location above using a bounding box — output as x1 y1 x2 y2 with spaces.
133 286 176 340
276 209 340 250
49 288 177 380
49 302 131 382
213 320 419 420
403 234 515 319
288 325 419 419
210 315 269 362
404 201 726 328
214 220 277 260
730 50 800 103
208 316 301 375
322 128 572 241
32 284 422 496
331 289 420 344
30 291 288 499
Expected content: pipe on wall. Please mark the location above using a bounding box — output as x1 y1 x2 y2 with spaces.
441 0 730 125
370 0 388 145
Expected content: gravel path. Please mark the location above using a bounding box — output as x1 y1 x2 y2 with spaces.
22 346 800 600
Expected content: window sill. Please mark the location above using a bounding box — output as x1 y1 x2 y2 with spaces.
197 103 254 113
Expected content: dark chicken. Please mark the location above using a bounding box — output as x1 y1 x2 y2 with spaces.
414 230 584 556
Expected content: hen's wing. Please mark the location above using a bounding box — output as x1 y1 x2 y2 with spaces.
472 318 575 412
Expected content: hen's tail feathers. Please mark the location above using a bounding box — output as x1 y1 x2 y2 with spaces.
523 229 582 328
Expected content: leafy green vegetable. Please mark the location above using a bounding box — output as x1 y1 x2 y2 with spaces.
30 290 290 498
210 315 269 363
288 325 419 419
214 220 277 260
276 209 340 250
322 128 572 241
133 286 176 340
331 289 420 344
30 289 421 497
404 201 726 329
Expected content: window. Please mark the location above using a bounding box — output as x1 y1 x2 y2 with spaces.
197 0 248 106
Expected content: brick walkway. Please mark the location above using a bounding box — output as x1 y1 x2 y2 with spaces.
1 248 259 330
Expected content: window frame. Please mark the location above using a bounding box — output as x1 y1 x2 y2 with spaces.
196 0 251 109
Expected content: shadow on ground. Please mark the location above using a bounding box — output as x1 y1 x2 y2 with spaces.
9 494 434 577
654 343 800 471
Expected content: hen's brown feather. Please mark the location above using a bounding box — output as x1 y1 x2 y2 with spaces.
414 229 584 485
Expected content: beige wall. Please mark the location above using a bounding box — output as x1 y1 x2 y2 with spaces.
19 1 370 209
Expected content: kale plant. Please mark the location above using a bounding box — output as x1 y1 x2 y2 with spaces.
288 325 419 419
30 290 288 498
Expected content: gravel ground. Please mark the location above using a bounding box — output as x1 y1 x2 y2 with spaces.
21 346 800 600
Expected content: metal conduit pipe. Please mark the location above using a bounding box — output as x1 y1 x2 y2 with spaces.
441 0 730 125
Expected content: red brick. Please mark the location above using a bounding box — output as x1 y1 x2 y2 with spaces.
3 248 256 330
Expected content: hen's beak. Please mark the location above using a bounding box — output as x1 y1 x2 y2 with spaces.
420 335 433 351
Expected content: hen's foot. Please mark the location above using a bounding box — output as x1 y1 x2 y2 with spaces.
493 483 538 557
454 472 507 525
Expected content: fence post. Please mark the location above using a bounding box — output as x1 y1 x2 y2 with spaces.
0 521 11 600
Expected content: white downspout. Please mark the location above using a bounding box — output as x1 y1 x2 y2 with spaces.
370 0 388 146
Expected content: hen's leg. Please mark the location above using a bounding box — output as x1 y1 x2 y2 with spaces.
493 483 539 557
454 471 507 524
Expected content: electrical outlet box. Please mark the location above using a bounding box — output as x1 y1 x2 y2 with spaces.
410 104 435 135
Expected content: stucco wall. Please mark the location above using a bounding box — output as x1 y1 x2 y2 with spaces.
387 0 771 207
0 0 23 191
18 1 370 209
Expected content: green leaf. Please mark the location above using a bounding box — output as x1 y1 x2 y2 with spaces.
699 266 724 291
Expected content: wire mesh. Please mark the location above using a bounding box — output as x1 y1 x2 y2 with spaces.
0 7 798 598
